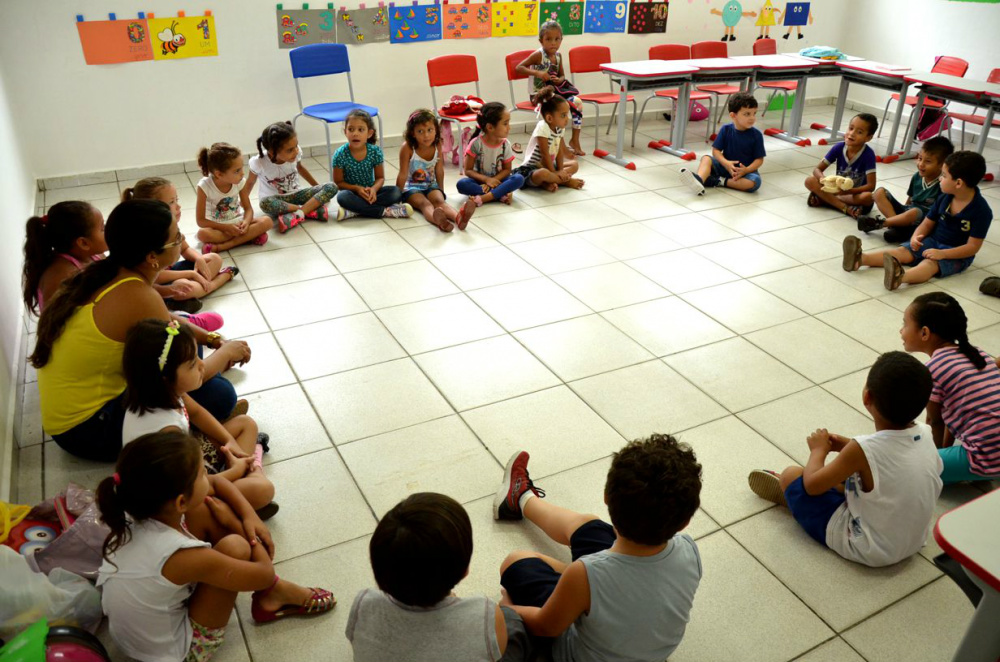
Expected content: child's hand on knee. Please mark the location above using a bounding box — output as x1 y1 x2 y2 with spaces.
910 234 924 251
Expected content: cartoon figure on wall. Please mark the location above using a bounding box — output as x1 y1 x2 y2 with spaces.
710 1 755 42
755 0 781 39
782 2 811 40
157 20 186 55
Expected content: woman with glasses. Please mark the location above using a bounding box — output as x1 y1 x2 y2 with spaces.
32 199 251 462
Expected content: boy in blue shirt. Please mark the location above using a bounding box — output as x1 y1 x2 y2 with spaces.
804 113 878 219
843 151 992 291
679 92 766 195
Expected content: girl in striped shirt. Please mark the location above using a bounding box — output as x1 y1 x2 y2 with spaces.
901 292 1000 483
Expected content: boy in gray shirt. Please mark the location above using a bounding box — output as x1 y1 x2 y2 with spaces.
495 434 703 662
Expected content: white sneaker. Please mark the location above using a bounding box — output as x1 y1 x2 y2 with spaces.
679 168 706 196
382 203 414 219
335 206 357 222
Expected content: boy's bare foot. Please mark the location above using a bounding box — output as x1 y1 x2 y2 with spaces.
842 236 862 272
543 182 559 192
431 207 454 233
883 254 904 291
566 178 585 190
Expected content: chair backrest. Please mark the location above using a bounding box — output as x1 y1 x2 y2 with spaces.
289 43 351 78
932 56 969 78
753 39 777 56
505 50 535 82
427 54 479 88
691 41 727 59
648 44 690 61
989 68 1000 84
568 45 612 74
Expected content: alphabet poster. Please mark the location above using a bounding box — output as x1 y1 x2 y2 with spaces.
443 1 492 39
584 0 627 32
628 0 667 33
337 7 391 44
389 3 443 43
492 1 539 37
539 1 583 35
76 17 154 64
148 15 218 60
276 9 339 47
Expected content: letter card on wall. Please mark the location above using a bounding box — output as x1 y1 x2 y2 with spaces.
337 7 391 44
539 1 583 35
276 9 339 48
148 15 217 60
492 1 538 37
628 0 667 33
584 0 627 32
390 3 443 43
76 16 154 65
443 1 492 39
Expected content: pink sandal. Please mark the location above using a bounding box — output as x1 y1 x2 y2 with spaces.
251 233 269 246
250 575 336 623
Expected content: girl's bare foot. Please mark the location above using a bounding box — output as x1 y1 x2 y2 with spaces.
257 578 316 612
431 207 454 233
570 141 586 157
501 194 513 205
543 182 559 192
566 178 585 189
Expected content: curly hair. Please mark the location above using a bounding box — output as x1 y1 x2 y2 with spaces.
404 109 442 149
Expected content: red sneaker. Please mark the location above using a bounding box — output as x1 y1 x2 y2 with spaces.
493 451 545 521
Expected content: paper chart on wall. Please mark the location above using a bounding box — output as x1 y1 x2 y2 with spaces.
584 0 627 33
77 17 155 64
276 9 339 47
538 1 583 36
627 0 667 34
148 15 218 59
389 4 443 43
443 2 492 39
337 7 391 44
491 1 538 37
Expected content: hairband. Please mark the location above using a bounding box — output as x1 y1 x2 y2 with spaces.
158 320 181 371
41 214 49 225
112 472 121 486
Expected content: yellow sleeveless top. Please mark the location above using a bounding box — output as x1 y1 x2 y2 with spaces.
38 277 144 435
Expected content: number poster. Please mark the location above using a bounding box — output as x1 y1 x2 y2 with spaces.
584 0 627 32
628 0 667 33
389 3 443 43
539 1 584 35
443 1 493 39
276 9 339 47
492 1 539 37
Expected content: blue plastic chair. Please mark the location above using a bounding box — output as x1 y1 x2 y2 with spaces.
289 44 382 179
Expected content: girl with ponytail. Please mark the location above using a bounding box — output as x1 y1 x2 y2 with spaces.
96 432 334 662
456 102 525 207
901 292 1000 483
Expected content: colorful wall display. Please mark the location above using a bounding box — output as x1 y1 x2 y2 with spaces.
627 0 667 33
492 1 539 37
76 15 154 65
276 9 339 48
584 0 627 32
337 6 392 44
443 1 492 39
148 14 218 59
539 1 583 35
389 3 443 43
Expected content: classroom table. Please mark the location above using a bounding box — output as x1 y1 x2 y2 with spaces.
933 488 1000 662
729 54 820 146
598 60 699 168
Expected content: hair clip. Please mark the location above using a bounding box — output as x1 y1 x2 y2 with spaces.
158 320 181 371
112 472 121 485
41 214 49 225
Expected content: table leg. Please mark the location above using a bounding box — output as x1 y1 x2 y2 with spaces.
950 573 1000 662
884 90 924 163
813 77 849 145
594 77 636 169
648 80 696 161
973 105 995 155
884 80 910 157
763 73 812 146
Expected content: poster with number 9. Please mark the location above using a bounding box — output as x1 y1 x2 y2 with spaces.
584 0 627 32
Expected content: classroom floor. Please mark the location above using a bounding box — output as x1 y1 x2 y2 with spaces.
16 104 1000 662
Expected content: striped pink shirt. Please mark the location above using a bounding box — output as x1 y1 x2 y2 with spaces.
927 345 1000 476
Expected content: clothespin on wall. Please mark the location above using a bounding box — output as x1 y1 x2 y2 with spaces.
138 11 146 18
205 10 212 16
76 14 84 21
177 10 186 16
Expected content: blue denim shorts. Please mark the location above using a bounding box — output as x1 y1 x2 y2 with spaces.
704 157 762 192
784 477 845 546
402 186 445 202
902 235 975 277
883 189 925 223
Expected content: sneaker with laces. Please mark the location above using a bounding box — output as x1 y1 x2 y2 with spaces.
679 168 705 196
277 210 305 233
857 215 884 233
383 203 414 219
335 206 358 222
748 469 787 507
493 451 545 521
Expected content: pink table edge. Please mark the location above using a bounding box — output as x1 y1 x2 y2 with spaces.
933 489 1000 594
600 61 698 77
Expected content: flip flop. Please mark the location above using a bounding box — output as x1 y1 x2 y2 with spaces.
748 470 787 507
883 254 904 291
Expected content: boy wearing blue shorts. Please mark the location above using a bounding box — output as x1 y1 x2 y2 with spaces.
842 150 992 291
494 435 702 662
748 352 943 568
679 92 766 195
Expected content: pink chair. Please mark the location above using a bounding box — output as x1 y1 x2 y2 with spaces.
568 45 637 152
945 68 1000 150
752 38 797 131
631 45 715 147
691 41 743 138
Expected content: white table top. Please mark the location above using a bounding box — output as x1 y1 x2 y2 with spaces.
729 54 819 70
985 82 1000 99
684 57 754 71
904 71 990 95
838 60 911 77
600 60 699 78
934 488 1000 592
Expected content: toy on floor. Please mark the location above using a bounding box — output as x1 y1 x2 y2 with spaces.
821 175 853 193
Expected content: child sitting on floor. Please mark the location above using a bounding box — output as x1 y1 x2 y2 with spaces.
842 150 992 290
857 136 953 242
347 492 531 662
458 102 524 206
901 293 1000 484
333 109 412 220
195 143 273 253
748 351 943 567
804 113 878 218
495 436 702 662
513 87 584 192
679 92 766 195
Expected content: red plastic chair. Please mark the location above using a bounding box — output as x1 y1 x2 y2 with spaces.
752 38 797 131
505 50 537 120
427 54 481 171
631 45 714 146
945 67 1000 149
568 45 637 152
691 41 743 137
879 56 969 138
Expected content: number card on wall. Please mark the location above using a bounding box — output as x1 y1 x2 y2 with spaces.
628 0 666 33
539 1 583 35
443 1 492 39
389 3 443 43
492 1 538 37
76 16 154 65
337 6 391 44
276 9 339 48
149 15 218 59
584 0 626 32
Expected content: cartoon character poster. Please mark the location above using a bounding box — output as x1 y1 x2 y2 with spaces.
336 7 391 44
709 1 755 41
539 1 584 36
443 1 492 39
782 1 812 40
275 9 339 48
754 0 780 38
492 1 538 37
627 0 667 34
584 0 627 33
77 17 154 65
389 3 443 43
148 15 217 59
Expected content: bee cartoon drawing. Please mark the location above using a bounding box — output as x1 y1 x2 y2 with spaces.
158 20 186 55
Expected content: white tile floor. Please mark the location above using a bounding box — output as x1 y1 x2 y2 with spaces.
18 104 1000 661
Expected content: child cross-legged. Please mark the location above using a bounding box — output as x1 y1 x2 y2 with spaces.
495 435 702 662
458 102 525 206
679 92 766 195
804 113 878 218
333 109 412 220
512 87 584 192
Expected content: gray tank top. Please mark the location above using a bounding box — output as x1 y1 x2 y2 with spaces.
554 534 702 662
346 588 502 662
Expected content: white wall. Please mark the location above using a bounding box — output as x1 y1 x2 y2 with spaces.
0 0 846 178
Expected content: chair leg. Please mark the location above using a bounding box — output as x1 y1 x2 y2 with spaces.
376 114 384 150
878 97 891 138
762 89 775 118
324 123 333 182
779 91 788 132
593 105 601 153
705 96 714 143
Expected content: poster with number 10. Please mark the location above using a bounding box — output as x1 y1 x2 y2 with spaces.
627 0 667 34
492 1 538 37
584 0 627 32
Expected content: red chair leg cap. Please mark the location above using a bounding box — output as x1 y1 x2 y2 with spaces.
818 139 828 145
625 162 636 170
593 149 609 158
681 152 696 161
810 122 827 130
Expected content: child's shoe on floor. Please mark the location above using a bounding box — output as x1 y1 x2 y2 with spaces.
857 215 884 233
747 469 786 506
493 451 546 521
305 204 330 222
679 168 706 196
382 203 414 219
335 206 357 222
277 210 305 233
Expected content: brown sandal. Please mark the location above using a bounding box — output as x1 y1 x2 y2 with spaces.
883 254 904 291
807 192 823 208
842 236 862 272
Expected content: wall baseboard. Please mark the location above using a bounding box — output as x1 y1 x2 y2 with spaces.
0 311 26 502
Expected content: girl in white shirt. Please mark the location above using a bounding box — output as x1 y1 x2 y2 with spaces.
512 87 584 193
96 432 335 662
195 143 273 254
